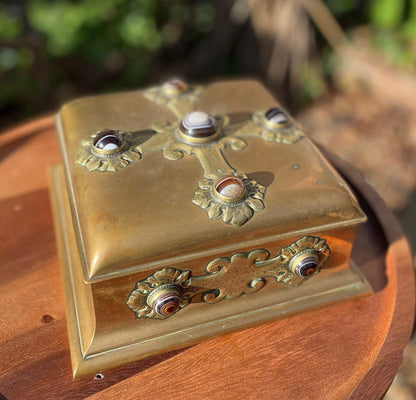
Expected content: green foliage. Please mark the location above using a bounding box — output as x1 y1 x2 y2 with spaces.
2 0 416 124
0 7 22 41
402 0 416 39
118 12 162 49
365 0 416 70
369 0 405 29
0 0 221 123
297 63 327 105
326 0 356 16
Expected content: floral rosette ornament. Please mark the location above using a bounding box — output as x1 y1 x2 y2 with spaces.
192 172 266 227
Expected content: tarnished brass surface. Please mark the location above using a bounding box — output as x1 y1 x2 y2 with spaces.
50 165 372 378
56 80 365 281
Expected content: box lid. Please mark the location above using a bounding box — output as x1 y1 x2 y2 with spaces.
56 80 365 282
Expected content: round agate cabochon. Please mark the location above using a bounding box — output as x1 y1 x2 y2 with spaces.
215 176 246 201
162 78 188 95
265 108 288 125
152 292 181 317
93 129 124 151
180 111 217 139
294 252 319 278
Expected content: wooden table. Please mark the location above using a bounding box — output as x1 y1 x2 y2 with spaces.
0 116 414 399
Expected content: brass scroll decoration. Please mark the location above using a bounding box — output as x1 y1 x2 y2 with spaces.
126 236 330 319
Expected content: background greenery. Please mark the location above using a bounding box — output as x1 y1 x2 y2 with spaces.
1 0 416 127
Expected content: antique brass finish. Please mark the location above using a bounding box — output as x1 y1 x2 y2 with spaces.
57 80 366 281
126 236 330 319
51 162 372 377
51 79 373 378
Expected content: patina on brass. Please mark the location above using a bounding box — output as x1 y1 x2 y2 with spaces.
50 79 373 378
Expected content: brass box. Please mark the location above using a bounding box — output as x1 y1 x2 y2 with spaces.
50 79 372 378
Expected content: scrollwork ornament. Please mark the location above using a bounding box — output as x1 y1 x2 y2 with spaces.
126 236 330 319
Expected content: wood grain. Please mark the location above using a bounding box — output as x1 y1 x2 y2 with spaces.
0 117 414 400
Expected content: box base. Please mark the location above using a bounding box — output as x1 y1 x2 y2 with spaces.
49 165 373 379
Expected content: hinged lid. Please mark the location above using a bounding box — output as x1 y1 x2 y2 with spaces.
56 80 365 282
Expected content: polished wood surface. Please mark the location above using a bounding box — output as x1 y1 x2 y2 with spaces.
0 116 414 399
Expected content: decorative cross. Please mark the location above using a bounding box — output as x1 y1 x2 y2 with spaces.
76 79 305 226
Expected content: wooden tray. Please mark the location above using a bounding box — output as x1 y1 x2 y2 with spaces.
0 116 414 399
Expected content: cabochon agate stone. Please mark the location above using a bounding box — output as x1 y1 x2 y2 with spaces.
295 253 319 277
180 111 216 138
215 176 246 201
93 129 124 151
152 292 181 317
162 78 188 95
265 108 288 125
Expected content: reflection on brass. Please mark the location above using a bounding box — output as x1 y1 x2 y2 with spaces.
126 236 330 319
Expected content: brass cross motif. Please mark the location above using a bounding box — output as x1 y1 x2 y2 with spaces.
76 80 305 226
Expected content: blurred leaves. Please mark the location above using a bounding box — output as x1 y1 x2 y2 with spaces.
0 0 225 126
369 0 405 30
0 7 22 41
2 0 416 127
119 13 162 49
365 0 416 70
